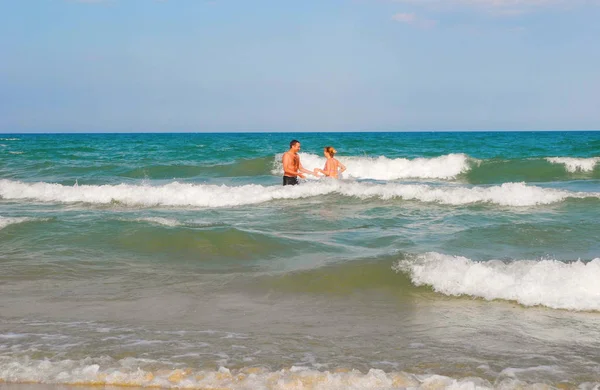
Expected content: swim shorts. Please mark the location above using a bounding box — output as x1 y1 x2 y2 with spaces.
283 176 299 186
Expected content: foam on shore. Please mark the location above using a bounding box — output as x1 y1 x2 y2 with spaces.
0 357 590 389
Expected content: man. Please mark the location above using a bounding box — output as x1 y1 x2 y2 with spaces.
282 140 315 186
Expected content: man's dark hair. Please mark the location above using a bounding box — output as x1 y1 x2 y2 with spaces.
290 140 300 148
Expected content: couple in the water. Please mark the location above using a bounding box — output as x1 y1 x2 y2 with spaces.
282 139 346 186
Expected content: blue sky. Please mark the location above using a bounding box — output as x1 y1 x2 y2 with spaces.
1 0 599 132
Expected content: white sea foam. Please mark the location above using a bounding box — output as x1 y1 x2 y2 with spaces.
130 217 182 227
272 153 472 180
0 216 35 230
0 357 588 389
0 138 20 141
546 157 600 172
0 179 597 208
394 252 600 311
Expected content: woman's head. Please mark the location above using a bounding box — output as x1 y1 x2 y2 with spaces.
324 146 337 157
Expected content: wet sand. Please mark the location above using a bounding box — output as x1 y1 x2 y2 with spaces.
2 385 148 390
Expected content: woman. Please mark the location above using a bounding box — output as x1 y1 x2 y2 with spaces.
314 146 346 179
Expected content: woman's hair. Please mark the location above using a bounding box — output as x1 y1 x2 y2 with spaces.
324 146 337 156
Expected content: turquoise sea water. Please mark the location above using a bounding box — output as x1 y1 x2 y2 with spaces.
1 132 600 389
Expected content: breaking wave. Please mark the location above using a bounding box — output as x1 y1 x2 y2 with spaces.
272 153 473 180
545 157 600 172
1 179 598 208
394 252 600 311
271 153 600 183
0 216 39 230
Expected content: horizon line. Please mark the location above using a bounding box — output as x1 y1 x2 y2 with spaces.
1 129 599 135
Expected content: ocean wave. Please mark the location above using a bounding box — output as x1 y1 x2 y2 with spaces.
545 157 600 172
119 157 275 179
394 252 600 311
270 154 600 183
1 179 598 208
129 217 182 227
0 356 589 389
0 216 37 230
272 153 473 180
0 138 20 141
462 156 599 184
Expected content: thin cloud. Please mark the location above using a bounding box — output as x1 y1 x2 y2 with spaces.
391 0 597 14
392 12 438 27
392 12 417 22
68 0 112 3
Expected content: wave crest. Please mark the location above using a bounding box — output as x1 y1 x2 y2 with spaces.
0 216 37 230
0 179 597 208
546 157 600 172
394 252 600 311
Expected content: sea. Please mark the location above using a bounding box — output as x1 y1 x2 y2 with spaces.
0 131 599 390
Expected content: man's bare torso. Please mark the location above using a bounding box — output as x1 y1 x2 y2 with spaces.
283 151 300 177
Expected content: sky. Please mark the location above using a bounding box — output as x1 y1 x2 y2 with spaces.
0 0 599 132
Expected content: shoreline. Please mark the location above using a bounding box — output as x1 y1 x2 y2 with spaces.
1 365 597 390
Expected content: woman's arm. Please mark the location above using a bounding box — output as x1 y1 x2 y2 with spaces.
336 159 346 173
299 161 316 176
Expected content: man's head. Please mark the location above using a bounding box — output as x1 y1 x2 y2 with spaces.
289 140 300 153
